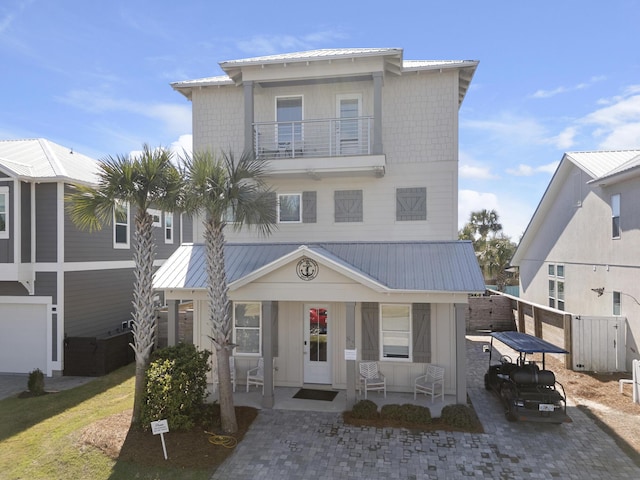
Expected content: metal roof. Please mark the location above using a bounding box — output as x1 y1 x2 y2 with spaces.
0 138 98 184
565 150 640 180
491 331 569 354
153 241 485 293
219 48 403 67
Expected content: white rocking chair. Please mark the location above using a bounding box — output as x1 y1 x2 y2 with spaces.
414 365 444 403
246 357 265 393
358 361 386 399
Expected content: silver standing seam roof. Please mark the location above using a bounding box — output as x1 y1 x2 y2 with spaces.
153 241 485 293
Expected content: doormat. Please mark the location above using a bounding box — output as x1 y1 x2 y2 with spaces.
293 388 338 401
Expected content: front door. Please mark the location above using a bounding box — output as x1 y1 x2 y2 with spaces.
304 304 331 384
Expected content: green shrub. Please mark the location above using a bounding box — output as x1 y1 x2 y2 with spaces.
350 399 379 419
140 343 211 430
380 403 403 421
374 403 433 424
441 404 478 429
27 368 45 396
399 403 431 424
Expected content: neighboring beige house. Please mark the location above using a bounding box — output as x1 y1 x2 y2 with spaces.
153 48 484 407
511 150 640 371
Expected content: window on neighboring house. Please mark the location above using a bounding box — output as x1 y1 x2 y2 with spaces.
148 208 162 227
613 291 621 316
165 212 173 244
380 304 412 361
548 279 556 308
611 193 621 238
0 186 8 239
276 96 303 150
233 302 261 355
557 281 565 311
396 187 426 221
113 201 130 249
278 193 301 223
334 190 363 222
548 264 565 311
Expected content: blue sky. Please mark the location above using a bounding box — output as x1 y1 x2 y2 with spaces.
1 0 639 239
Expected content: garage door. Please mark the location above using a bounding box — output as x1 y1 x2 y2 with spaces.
0 297 50 375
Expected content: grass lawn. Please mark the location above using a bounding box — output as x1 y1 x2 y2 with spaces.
0 364 255 480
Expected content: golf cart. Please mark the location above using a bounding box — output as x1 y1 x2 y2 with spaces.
484 331 571 424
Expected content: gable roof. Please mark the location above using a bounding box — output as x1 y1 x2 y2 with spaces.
171 48 478 106
153 241 485 294
0 139 99 184
511 149 640 265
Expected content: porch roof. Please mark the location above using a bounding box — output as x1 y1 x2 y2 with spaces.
153 241 485 294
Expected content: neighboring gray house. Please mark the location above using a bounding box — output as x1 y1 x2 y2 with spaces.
511 150 640 371
0 139 190 375
154 48 485 406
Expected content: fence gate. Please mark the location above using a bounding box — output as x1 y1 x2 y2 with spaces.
572 315 625 372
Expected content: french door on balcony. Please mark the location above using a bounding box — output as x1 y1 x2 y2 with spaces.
336 94 361 155
276 96 302 156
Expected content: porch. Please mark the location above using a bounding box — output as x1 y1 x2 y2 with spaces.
215 386 458 417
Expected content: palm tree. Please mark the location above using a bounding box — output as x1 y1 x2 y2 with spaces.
469 209 502 243
180 149 276 434
65 145 182 425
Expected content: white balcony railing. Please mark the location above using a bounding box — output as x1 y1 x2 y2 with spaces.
254 117 373 160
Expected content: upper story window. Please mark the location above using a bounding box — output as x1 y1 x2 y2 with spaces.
396 187 427 221
380 304 412 361
113 201 130 249
164 212 173 244
613 291 621 315
149 208 162 227
276 96 303 148
278 193 301 223
233 302 262 355
0 186 8 239
611 193 620 239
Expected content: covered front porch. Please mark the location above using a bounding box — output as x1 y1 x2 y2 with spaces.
219 385 459 417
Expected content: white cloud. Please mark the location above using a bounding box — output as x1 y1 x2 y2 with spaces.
531 76 606 99
580 87 640 149
550 126 578 150
506 162 559 176
462 114 549 146
58 89 191 136
458 190 499 230
236 30 347 56
459 164 497 180
170 134 193 159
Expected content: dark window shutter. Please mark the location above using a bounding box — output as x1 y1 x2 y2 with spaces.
334 190 363 222
396 187 426 221
361 302 379 360
302 191 316 223
412 303 431 363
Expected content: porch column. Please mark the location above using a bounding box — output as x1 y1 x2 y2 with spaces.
372 72 383 155
262 300 275 409
454 303 467 403
345 302 357 409
167 300 179 346
243 81 255 155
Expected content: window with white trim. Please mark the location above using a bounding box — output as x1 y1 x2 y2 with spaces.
278 193 301 223
548 264 565 311
611 193 621 239
113 201 130 249
380 304 412 361
0 186 8 239
164 212 173 244
233 302 261 355
148 208 162 227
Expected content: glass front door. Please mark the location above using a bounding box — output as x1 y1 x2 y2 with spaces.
304 304 331 384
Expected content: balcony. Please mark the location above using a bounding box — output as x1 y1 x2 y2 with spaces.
253 117 385 178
